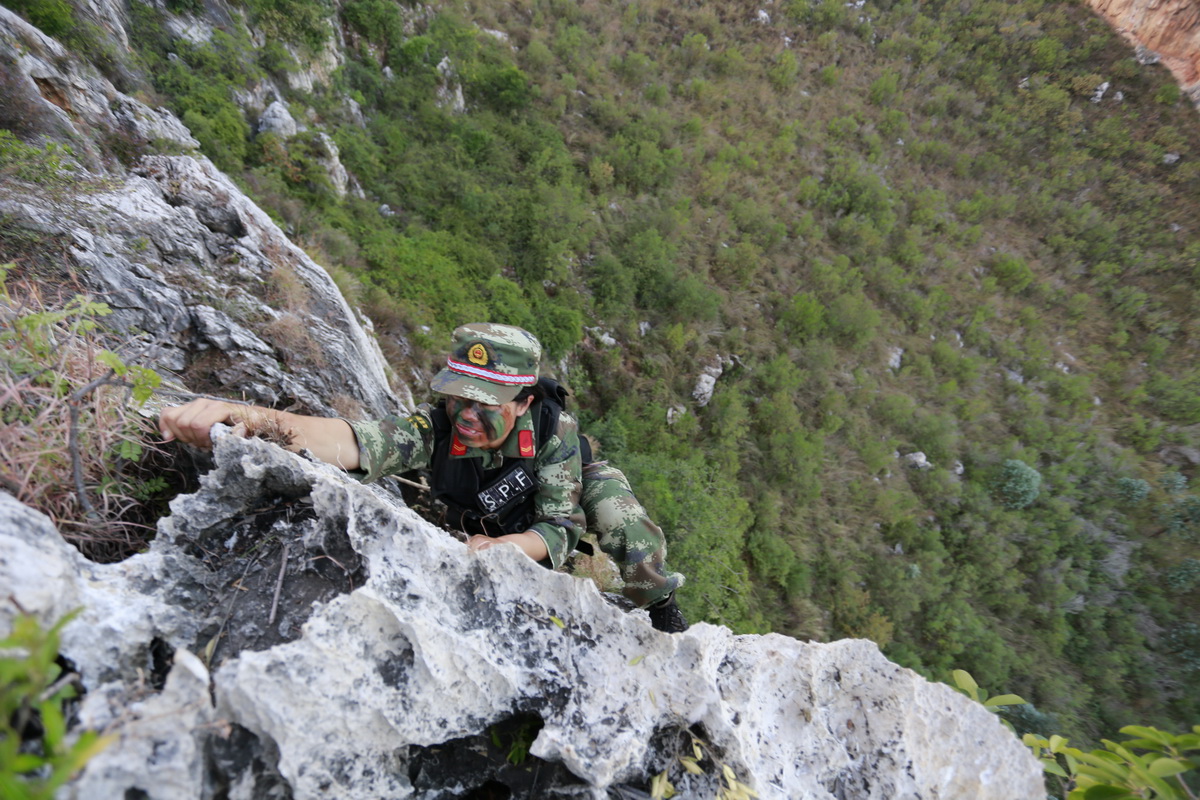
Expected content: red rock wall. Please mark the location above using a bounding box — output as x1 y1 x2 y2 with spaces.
1088 0 1200 94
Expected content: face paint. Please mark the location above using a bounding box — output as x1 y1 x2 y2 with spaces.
476 406 508 441
446 397 525 450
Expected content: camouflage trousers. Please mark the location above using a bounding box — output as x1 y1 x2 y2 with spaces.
580 462 684 607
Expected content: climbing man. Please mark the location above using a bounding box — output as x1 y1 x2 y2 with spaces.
159 323 688 632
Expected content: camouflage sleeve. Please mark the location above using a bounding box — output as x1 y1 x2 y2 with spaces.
528 409 585 569
347 405 437 483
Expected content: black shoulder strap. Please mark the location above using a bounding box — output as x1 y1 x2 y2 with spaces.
535 377 591 464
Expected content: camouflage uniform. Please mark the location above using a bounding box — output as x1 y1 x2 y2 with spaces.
581 462 682 606
350 404 585 569
351 322 682 608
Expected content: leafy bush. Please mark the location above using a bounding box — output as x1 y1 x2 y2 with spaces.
993 459 1042 509
1115 477 1151 505
989 253 1034 293
1166 559 1200 593
0 612 112 799
244 0 331 52
3 0 73 37
1025 725 1200 799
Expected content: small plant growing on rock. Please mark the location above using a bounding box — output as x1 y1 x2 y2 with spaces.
0 263 175 560
0 130 77 191
0 610 113 798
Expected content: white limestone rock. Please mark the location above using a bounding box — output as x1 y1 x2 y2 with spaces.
64 651 219 800
692 357 732 407
284 32 343 93
586 326 618 347
436 56 467 113
258 99 299 138
0 6 199 163
317 132 351 198
902 451 933 470
0 149 400 417
0 432 1046 799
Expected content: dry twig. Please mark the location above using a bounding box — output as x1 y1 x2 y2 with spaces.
268 542 290 626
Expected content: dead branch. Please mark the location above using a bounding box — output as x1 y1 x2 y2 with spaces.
268 542 289 626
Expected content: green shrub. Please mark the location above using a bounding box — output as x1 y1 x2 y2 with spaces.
993 459 1041 510
245 0 331 52
1162 473 1188 496
1115 477 1151 505
825 292 881 348
868 70 900 105
779 292 826 340
768 51 800 92
0 131 76 189
4 0 73 37
1166 559 1200 593
1155 83 1182 105
989 253 1034 293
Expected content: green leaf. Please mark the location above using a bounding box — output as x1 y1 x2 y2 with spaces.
951 669 977 692
984 694 1027 707
1081 786 1137 800
96 349 127 375
1120 726 1173 747
629 655 645 666
40 700 66 750
1041 758 1068 778
1050 735 1068 753
1148 757 1188 778
1074 760 1131 784
549 615 565 629
11 753 46 773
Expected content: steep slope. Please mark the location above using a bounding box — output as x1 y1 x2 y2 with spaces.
0 5 1046 797
2 0 1199 750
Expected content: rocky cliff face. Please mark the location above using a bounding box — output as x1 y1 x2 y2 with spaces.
1088 0 1200 101
0 6 400 417
0 4 1046 798
1 432 1045 799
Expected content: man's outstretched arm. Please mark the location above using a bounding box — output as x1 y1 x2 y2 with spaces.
158 399 361 471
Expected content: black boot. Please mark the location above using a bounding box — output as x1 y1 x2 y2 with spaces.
648 593 689 633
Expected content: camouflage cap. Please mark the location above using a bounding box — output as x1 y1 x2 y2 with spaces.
429 323 542 404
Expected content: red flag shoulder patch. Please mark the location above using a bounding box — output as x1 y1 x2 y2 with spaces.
518 429 535 457
450 434 467 456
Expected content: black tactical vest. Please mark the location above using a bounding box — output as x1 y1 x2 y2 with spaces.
429 378 589 537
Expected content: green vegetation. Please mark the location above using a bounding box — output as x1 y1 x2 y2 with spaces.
0 131 76 189
1 263 172 560
1028 725 1200 800
0 612 112 798
959 669 1199 798
994 459 1043 510
29 0 1200 750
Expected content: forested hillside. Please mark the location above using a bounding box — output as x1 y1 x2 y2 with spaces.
6 0 1199 747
